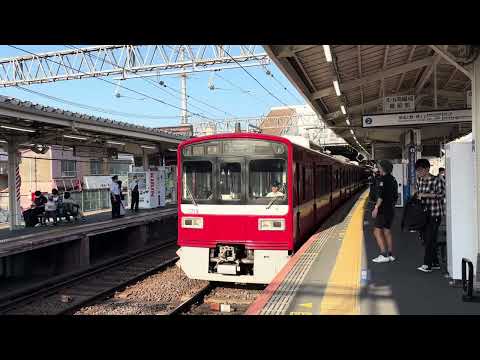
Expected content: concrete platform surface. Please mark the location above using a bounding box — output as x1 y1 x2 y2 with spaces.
247 191 480 315
0 205 176 242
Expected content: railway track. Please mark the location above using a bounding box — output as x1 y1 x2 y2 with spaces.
0 240 179 315
169 282 265 315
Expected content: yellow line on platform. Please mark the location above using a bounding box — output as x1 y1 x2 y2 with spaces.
319 193 368 315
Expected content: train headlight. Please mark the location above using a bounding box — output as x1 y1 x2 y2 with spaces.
182 217 204 229
258 218 285 231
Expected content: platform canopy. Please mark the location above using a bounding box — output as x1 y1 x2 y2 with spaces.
0 95 184 156
264 45 475 158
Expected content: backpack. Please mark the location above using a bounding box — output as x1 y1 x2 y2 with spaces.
401 197 427 232
392 177 399 205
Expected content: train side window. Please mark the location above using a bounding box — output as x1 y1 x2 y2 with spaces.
306 166 312 201
302 166 306 202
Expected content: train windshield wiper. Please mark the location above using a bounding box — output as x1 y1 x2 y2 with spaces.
185 184 198 207
266 194 285 209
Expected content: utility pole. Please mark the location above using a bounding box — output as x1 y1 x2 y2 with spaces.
180 73 188 124
179 47 188 125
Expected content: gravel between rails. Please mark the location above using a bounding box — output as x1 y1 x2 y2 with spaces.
75 265 209 315
4 244 180 315
188 284 266 315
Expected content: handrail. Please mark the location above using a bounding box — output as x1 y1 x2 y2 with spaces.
461 258 478 302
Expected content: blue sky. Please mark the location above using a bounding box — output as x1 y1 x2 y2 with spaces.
0 45 305 128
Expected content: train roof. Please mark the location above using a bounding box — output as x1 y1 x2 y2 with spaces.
180 132 361 167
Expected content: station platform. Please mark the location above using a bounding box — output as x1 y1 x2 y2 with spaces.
0 205 177 258
246 190 480 315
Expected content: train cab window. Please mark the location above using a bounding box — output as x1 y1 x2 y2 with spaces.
219 162 242 201
248 159 287 203
182 161 213 202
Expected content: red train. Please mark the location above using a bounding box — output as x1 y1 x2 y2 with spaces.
176 133 368 284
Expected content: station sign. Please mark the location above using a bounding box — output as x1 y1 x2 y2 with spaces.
362 109 471 128
383 95 415 113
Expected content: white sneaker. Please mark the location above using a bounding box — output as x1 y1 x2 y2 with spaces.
417 265 432 273
389 256 396 262
372 255 390 263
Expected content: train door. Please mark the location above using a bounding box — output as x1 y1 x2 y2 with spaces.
313 163 317 225
339 169 343 201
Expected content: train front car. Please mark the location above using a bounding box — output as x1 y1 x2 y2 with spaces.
176 133 293 284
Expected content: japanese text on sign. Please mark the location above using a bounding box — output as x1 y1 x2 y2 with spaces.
383 95 415 113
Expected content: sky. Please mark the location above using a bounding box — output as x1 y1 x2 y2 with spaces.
0 45 306 128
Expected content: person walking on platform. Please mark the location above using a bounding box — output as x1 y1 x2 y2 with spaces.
110 175 121 219
371 160 398 263
130 175 140 212
415 159 445 273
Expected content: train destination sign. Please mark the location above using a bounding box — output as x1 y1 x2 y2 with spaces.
362 109 471 128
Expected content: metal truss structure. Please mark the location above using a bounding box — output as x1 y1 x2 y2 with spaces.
190 114 348 147
0 45 269 87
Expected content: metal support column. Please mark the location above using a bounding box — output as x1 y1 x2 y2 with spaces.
434 63 438 109
143 150 149 171
7 138 20 230
472 57 480 282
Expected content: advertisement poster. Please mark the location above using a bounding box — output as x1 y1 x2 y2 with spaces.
128 172 148 207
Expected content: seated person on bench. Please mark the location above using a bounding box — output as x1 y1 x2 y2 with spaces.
62 192 84 222
44 195 58 225
51 188 63 219
31 190 48 225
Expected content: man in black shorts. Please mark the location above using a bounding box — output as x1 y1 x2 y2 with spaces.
371 160 398 263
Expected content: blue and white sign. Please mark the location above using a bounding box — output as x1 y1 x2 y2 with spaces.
363 109 471 127
407 145 417 190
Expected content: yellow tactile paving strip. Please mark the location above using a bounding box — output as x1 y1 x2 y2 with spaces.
318 193 368 315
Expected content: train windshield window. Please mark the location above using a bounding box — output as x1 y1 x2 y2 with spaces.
182 161 213 202
219 162 242 201
249 159 287 202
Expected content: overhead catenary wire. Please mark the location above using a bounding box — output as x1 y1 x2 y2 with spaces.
15 86 184 119
8 45 215 121
64 45 221 120
265 67 304 104
241 46 304 105
220 46 296 110
65 45 238 119
214 72 273 108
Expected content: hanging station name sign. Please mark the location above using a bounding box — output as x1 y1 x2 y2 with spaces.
362 109 472 128
383 95 415 113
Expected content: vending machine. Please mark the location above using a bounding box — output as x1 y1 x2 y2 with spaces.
127 171 159 209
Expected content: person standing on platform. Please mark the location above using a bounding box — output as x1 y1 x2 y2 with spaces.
130 175 140 212
110 175 121 219
438 167 445 179
371 160 398 263
415 159 445 273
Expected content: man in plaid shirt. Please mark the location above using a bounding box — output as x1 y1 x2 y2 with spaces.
415 159 445 273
